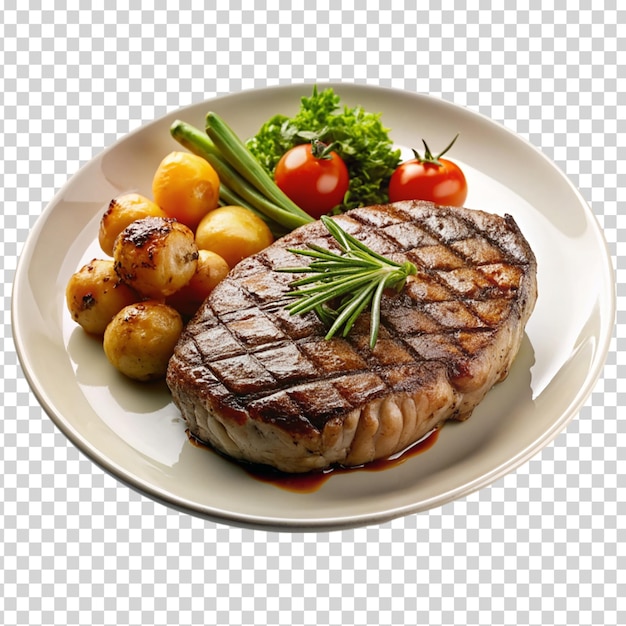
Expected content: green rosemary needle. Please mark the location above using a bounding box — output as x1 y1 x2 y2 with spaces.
279 215 418 348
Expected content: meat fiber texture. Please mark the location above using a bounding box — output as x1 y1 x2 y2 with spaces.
167 200 538 473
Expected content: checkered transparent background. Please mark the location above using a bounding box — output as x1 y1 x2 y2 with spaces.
2 2 624 625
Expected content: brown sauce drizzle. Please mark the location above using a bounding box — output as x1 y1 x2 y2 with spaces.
187 427 440 493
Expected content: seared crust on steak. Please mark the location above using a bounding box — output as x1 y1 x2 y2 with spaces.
167 200 537 473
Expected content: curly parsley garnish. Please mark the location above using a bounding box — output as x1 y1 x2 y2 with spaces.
246 86 401 213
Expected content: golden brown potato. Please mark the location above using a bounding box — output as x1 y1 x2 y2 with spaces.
195 205 274 268
167 249 230 316
98 193 167 257
66 258 138 335
102 301 183 381
113 216 198 299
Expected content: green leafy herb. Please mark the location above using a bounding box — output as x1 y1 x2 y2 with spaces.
246 86 402 213
279 216 417 348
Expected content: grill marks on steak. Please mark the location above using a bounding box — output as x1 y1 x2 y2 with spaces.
167 200 537 472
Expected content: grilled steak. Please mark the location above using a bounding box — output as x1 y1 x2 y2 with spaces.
167 200 537 473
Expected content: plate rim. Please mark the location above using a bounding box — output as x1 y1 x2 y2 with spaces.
12 81 616 532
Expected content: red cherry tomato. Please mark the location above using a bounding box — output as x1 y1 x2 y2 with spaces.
274 141 350 219
388 135 468 207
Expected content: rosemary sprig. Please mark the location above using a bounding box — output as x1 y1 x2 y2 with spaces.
279 215 417 348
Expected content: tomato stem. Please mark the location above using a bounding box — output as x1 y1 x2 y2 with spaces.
311 139 339 160
411 133 460 167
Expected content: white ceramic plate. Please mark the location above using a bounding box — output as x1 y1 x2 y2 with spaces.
13 83 615 531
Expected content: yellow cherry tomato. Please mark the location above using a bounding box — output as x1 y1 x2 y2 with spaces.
152 151 220 230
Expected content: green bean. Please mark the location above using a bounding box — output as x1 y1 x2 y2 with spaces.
205 111 313 222
217 184 288 237
170 120 311 232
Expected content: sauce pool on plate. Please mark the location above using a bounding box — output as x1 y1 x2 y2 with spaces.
188 427 440 493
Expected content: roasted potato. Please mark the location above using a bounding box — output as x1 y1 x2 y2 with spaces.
98 193 167 257
194 205 274 268
66 258 138 335
113 216 198 299
167 249 230 316
103 301 183 381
